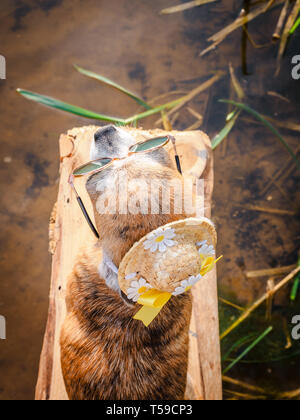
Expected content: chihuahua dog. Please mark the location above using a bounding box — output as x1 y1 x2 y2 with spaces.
60 125 193 400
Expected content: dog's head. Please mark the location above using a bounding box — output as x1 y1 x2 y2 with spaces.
88 124 173 170
86 125 189 296
90 125 136 161
86 125 177 209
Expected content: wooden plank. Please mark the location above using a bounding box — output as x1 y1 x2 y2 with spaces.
35 126 222 400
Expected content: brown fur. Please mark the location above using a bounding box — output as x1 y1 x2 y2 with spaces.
61 246 192 400
60 127 194 400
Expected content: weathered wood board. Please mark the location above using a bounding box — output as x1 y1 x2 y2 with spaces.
35 126 222 401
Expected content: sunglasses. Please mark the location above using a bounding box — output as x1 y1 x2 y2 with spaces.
69 135 182 238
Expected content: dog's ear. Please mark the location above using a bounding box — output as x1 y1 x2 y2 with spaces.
118 217 218 299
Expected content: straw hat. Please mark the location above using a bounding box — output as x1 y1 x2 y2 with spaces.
118 217 217 301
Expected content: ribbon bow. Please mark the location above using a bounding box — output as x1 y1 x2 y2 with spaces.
133 256 222 327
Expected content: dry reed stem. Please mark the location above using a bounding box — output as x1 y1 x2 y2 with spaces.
264 116 300 132
221 81 236 157
241 115 300 132
266 278 275 320
267 91 290 102
170 112 180 126
273 0 290 39
260 144 300 197
243 26 273 48
229 63 245 100
224 389 267 400
276 0 300 75
222 376 300 400
279 388 300 399
187 107 203 121
155 72 224 125
241 204 296 216
160 0 217 15
200 0 284 56
223 376 269 395
221 266 300 340
246 264 297 278
208 3 275 41
148 90 188 106
185 107 204 130
279 158 300 185
272 178 294 205
186 120 203 131
161 110 173 131
219 297 245 311
282 318 292 349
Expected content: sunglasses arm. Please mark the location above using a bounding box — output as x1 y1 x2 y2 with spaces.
68 175 100 239
170 136 182 175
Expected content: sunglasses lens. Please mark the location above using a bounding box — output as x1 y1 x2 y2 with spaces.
73 159 111 176
130 136 168 153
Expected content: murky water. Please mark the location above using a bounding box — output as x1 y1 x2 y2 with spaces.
0 0 299 399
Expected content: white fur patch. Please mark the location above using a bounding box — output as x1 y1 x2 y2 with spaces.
99 252 120 292
90 137 99 161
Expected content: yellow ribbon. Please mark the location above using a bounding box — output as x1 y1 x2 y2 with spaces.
133 289 172 327
133 255 223 327
200 255 223 276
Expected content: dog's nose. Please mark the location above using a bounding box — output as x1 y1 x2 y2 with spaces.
94 125 117 143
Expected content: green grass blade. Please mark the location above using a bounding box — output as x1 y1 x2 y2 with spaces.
220 100 300 171
17 88 183 126
125 97 185 124
17 89 126 124
223 327 273 374
212 110 240 150
74 65 152 110
290 15 300 34
290 257 300 301
290 278 300 301
226 349 300 364
222 333 257 362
